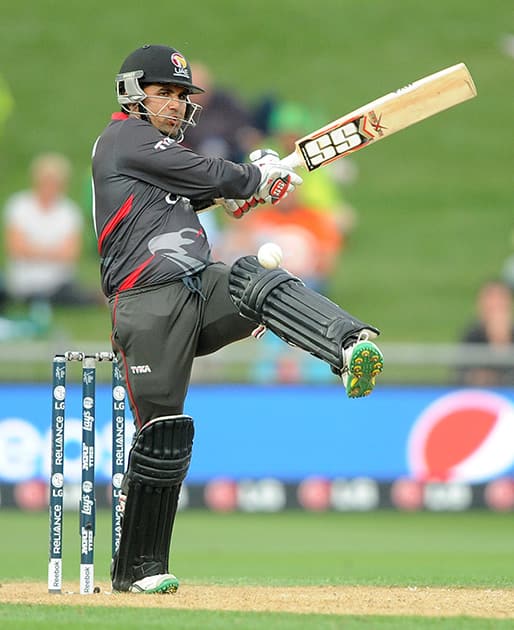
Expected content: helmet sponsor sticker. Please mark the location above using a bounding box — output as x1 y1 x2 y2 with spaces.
170 52 189 78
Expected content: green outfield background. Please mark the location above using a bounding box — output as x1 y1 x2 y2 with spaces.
4 510 514 587
1 0 513 345
2 510 514 628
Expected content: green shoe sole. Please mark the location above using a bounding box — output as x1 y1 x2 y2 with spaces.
144 577 179 594
127 576 180 594
346 341 383 399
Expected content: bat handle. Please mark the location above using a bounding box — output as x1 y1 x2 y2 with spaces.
281 151 303 169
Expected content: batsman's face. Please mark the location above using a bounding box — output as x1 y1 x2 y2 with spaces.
143 84 189 137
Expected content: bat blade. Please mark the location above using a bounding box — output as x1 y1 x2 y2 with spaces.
282 62 477 171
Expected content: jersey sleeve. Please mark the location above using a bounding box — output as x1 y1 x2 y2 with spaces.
114 119 260 201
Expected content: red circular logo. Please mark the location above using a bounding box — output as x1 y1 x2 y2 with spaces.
408 390 514 482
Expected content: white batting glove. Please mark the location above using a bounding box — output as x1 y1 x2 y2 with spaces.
220 149 303 219
250 148 303 205
249 148 281 166
218 196 260 219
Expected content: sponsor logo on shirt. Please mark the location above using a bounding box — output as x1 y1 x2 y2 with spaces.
154 137 175 151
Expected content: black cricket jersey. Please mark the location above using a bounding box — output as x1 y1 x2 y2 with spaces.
92 113 260 297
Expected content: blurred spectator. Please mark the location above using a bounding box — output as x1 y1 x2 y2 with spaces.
457 279 514 387
185 62 263 163
212 101 362 383
267 101 358 238
214 187 344 383
184 62 265 246
215 187 342 293
3 152 102 307
214 102 356 279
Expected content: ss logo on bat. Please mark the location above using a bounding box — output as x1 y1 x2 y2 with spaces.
301 120 363 169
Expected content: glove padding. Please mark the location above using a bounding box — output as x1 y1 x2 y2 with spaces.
219 196 260 219
221 149 303 219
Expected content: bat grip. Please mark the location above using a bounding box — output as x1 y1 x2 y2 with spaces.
281 151 303 169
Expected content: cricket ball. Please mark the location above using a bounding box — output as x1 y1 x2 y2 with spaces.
257 242 283 269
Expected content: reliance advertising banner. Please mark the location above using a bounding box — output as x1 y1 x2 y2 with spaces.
1 384 514 511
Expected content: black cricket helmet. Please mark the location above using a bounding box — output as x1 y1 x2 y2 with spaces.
116 44 204 105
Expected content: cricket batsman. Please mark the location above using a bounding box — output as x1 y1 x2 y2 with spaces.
92 44 384 593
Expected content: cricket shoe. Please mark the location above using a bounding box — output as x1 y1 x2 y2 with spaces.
342 330 383 399
128 573 179 594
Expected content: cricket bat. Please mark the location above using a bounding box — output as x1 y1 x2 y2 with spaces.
204 62 476 211
281 62 476 171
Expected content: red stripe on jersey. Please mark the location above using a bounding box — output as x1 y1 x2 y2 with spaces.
119 255 156 291
98 194 134 253
111 112 129 120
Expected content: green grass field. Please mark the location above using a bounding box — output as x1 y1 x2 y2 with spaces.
1 509 514 627
1 0 513 348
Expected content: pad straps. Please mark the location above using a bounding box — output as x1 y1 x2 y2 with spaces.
229 256 379 372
